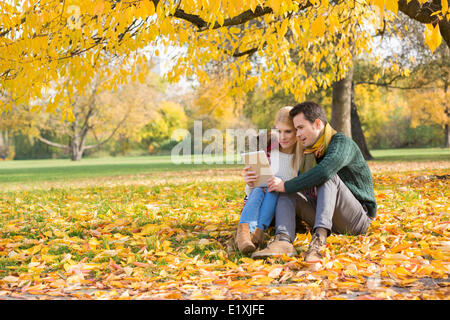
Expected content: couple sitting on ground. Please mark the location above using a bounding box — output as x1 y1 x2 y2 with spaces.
236 101 377 262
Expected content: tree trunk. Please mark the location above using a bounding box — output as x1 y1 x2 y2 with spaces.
71 148 84 161
68 112 83 161
445 83 449 148
69 133 84 161
445 122 449 148
350 83 374 160
331 65 353 138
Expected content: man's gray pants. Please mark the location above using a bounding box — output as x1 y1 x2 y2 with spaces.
275 174 372 242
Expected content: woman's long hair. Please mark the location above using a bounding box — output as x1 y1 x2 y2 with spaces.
274 106 303 174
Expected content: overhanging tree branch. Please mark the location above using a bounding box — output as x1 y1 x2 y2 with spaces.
398 0 450 47
170 2 318 32
232 47 259 57
171 6 275 31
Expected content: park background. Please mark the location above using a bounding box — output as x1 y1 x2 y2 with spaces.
0 0 449 300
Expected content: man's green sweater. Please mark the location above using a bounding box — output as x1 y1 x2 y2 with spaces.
284 132 377 218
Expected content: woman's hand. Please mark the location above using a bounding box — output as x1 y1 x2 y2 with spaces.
267 176 285 193
243 166 258 187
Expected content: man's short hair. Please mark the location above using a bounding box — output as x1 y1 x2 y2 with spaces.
289 101 328 125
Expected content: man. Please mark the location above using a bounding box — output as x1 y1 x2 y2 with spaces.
250 101 377 262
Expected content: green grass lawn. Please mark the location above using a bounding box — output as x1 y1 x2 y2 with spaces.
0 155 243 185
0 148 448 186
370 147 450 161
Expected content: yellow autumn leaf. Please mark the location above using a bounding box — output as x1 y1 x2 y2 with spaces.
93 0 105 16
443 0 449 14
216 12 224 26
225 260 238 268
384 0 398 15
80 263 104 271
424 23 442 53
204 224 218 232
23 245 43 255
372 0 385 12
279 18 289 38
66 274 84 284
41 254 58 263
186 246 194 254
229 27 241 34
160 18 173 35
162 240 172 250
139 223 161 235
248 275 274 286
389 242 412 253
393 266 411 278
337 281 362 288
328 12 340 32
43 230 53 237
88 238 101 248
240 257 255 264
63 263 72 272
311 16 326 38
268 0 283 15
343 268 359 277
372 0 385 21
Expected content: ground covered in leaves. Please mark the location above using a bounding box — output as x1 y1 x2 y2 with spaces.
0 162 448 300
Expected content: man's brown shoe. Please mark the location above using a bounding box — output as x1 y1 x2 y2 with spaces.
235 223 256 254
303 233 326 263
251 233 297 259
251 227 265 249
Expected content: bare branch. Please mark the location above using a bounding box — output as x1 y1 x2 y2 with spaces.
36 136 70 150
232 47 259 57
83 111 131 151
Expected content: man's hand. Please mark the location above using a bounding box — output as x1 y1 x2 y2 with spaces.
267 176 285 193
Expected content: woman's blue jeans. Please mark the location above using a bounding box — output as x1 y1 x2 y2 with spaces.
239 187 279 233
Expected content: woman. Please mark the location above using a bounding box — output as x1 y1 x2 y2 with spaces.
236 106 303 255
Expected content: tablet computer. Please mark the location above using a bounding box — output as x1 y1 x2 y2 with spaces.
240 150 274 188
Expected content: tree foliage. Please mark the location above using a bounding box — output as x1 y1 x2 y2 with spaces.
188 75 248 130
140 100 188 153
1 0 448 118
352 12 449 147
0 95 41 159
31 70 162 160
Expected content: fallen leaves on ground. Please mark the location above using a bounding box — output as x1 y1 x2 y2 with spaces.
0 163 448 300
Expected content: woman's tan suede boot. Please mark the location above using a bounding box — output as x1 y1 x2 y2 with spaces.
251 227 265 249
236 223 256 254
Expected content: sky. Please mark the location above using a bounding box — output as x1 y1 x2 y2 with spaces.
146 44 197 95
